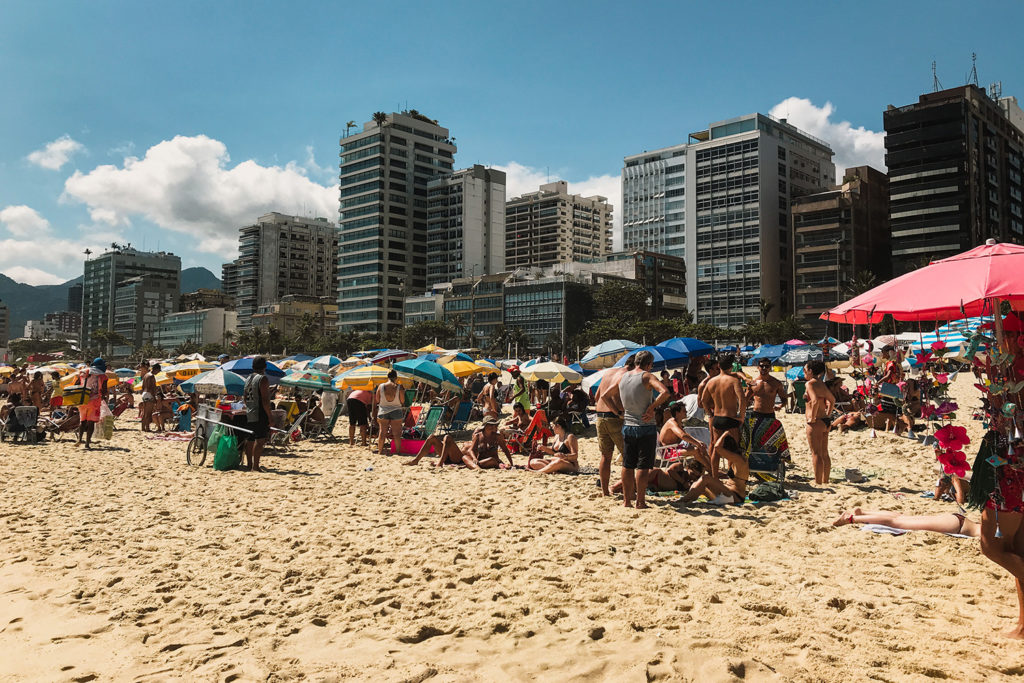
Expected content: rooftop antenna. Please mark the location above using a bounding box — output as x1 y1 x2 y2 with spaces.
932 60 943 92
968 52 979 87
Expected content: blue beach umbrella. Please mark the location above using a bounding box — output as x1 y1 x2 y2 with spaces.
393 358 462 393
658 337 715 359
221 357 285 378
612 345 688 371
309 355 343 371
785 366 806 381
579 339 641 370
179 368 246 396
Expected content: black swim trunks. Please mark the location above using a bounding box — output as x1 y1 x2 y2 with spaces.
712 416 741 431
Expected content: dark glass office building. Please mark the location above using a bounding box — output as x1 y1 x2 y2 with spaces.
884 85 1024 275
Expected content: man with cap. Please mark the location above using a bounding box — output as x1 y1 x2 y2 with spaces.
76 357 109 449
405 415 514 469
509 366 530 414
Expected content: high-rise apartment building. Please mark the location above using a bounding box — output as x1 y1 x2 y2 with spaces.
82 246 181 349
158 308 238 349
793 166 890 333
113 274 179 353
224 212 338 330
622 115 834 327
884 84 1024 275
67 283 83 314
687 114 834 327
505 181 612 270
426 165 506 287
337 111 456 333
622 143 687 258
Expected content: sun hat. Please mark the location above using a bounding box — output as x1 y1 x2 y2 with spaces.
91 357 107 372
482 415 500 425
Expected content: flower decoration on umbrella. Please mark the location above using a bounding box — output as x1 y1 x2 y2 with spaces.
914 351 933 366
930 340 948 353
936 449 971 477
933 424 971 476
935 424 969 450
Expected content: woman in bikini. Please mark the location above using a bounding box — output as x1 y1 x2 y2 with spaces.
681 430 749 505
375 370 406 455
832 508 978 537
612 457 705 494
502 402 531 449
526 416 579 474
404 416 513 469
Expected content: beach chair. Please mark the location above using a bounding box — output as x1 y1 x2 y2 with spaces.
8 406 41 444
405 405 423 429
41 408 80 441
441 400 473 434
269 409 310 448
404 388 417 408
515 409 553 452
313 402 344 440
653 426 711 469
786 380 806 413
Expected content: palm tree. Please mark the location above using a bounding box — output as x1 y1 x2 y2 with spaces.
758 297 774 323
448 314 467 346
845 270 879 298
345 120 356 137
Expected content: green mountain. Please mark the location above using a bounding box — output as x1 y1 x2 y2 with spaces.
1 267 221 334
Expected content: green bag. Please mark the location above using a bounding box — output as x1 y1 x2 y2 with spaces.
207 423 227 453
748 481 787 502
213 433 240 471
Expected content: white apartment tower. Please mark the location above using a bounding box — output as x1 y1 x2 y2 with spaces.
622 114 834 327
622 143 687 258
426 165 506 287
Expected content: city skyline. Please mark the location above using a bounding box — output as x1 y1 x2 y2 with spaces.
2 1 1022 285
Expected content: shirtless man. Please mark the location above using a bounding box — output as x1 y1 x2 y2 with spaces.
593 356 630 496
8 371 27 403
682 431 749 505
28 372 46 411
804 360 835 486
659 402 709 459
703 353 746 477
696 356 720 419
477 372 500 418
747 358 784 418
404 416 514 469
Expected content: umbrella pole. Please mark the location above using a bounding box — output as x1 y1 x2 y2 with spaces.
993 298 1006 351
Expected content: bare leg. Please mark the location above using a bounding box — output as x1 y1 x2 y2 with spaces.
833 508 964 533
951 476 968 504
359 425 367 446
405 434 444 465
598 446 612 496
251 438 265 471
635 469 651 509
390 419 403 456
348 421 355 445
980 508 1024 639
533 459 577 474
376 419 387 454
243 439 254 469
621 467 636 507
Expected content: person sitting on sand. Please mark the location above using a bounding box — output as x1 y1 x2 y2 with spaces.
612 457 705 495
658 402 710 459
681 430 749 505
404 416 514 469
832 507 979 537
502 401 530 437
894 378 922 437
526 416 579 474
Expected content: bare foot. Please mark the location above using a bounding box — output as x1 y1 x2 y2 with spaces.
1003 626 1024 640
833 511 854 527
623 502 633 508
635 502 649 510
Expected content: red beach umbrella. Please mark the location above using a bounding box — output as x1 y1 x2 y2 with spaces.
822 240 1024 324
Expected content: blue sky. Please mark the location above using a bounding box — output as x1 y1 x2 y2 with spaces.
1 0 1022 284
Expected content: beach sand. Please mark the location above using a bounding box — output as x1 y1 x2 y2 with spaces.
2 373 1023 681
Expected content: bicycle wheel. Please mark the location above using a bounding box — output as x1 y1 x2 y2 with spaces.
186 434 207 466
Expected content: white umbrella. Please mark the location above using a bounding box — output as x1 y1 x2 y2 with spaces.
522 361 582 384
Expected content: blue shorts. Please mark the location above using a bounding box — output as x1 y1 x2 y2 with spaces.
622 424 658 469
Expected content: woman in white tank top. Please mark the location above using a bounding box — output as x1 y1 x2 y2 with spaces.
376 369 405 455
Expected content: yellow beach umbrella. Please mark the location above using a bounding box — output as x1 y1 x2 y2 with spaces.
0 366 14 376
416 343 447 353
334 365 412 391
165 360 217 380
475 359 499 372
442 360 484 378
60 370 121 389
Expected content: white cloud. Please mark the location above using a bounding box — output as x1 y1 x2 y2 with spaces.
0 206 125 285
769 97 885 175
62 135 339 257
0 205 52 237
3 266 64 286
27 134 85 170
494 161 622 248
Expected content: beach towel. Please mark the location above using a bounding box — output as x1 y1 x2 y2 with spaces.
860 524 975 539
744 413 789 460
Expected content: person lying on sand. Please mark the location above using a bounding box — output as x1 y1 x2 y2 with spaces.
830 411 866 434
526 416 578 474
611 457 704 494
832 507 979 537
404 416 513 469
680 431 749 505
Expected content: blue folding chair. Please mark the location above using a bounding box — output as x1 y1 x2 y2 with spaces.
442 401 473 433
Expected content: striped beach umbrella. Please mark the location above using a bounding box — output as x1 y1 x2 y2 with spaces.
579 339 641 370
520 361 583 384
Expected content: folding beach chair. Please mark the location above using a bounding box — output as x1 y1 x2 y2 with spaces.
442 400 473 434
8 406 41 444
40 408 80 441
786 380 806 413
654 426 711 468
405 405 423 429
516 408 553 451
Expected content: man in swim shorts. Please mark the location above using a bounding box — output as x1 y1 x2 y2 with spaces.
704 353 746 476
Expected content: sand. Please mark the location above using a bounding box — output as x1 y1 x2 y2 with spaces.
1 373 1023 682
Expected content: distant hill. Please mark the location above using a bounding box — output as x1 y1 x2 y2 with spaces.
181 267 222 293
1 267 221 334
